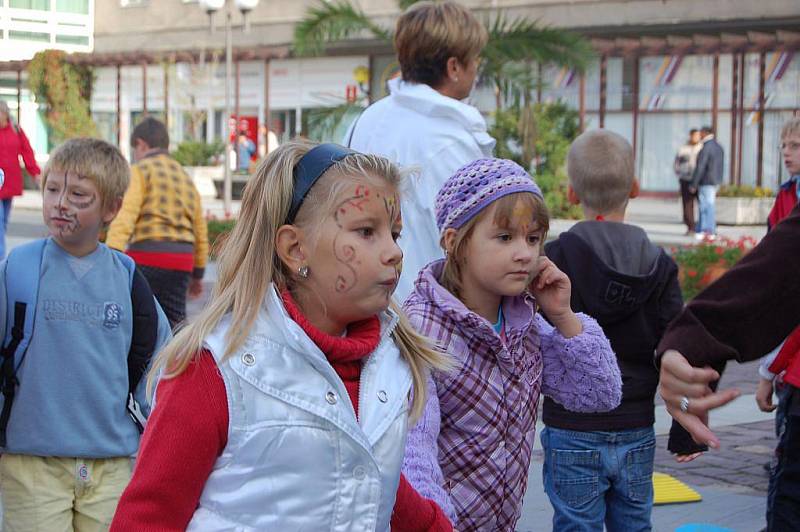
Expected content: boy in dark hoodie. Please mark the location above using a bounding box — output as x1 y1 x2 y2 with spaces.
542 129 701 531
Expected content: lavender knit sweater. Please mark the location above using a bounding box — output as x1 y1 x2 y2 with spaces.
402 260 622 531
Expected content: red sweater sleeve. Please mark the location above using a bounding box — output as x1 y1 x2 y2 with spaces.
111 351 228 532
391 473 453 532
17 127 40 177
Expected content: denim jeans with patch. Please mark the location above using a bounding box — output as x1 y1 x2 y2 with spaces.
541 426 655 532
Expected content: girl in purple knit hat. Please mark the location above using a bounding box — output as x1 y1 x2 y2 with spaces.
401 158 623 531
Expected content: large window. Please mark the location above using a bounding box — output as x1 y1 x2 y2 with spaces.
8 30 49 42
9 0 50 9
56 0 89 14
55 34 89 45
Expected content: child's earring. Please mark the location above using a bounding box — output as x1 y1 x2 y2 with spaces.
298 265 309 279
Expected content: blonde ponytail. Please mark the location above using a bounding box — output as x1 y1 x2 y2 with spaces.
390 301 455 423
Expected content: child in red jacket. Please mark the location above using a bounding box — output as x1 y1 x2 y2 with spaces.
755 117 800 529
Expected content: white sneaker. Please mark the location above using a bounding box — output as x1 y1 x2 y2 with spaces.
694 232 705 241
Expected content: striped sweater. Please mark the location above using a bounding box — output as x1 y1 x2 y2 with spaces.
106 152 208 277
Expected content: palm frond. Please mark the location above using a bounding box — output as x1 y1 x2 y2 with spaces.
483 16 593 73
304 98 366 142
294 0 392 56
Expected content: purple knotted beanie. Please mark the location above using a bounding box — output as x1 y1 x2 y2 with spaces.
435 158 543 232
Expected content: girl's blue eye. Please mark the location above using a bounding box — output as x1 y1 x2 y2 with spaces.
358 227 374 238
498 234 512 241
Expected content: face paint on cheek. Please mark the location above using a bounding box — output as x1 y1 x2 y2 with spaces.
51 173 83 236
332 187 371 293
67 193 97 211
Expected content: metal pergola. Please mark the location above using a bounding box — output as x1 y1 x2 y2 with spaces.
2 29 799 185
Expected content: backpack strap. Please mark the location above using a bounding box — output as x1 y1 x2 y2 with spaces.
0 239 47 447
111 250 158 433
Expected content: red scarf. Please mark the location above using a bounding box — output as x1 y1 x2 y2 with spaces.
281 291 381 418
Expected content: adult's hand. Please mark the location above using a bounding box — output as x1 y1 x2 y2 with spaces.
756 377 777 412
658 350 740 449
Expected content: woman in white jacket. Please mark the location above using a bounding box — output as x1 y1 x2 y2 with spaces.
347 1 495 301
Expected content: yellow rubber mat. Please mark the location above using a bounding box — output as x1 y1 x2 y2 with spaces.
653 472 702 505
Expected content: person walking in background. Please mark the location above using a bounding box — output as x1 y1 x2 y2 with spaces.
236 133 256 172
689 125 724 240
674 128 702 235
0 100 40 259
106 117 208 328
347 1 495 300
258 122 281 159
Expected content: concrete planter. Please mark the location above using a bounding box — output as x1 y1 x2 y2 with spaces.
716 197 772 225
212 172 251 201
185 166 223 200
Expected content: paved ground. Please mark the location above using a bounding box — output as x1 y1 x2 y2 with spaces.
7 193 777 531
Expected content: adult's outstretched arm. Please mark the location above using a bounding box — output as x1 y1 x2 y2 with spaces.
657 204 800 448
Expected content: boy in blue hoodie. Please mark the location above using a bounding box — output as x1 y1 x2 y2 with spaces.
0 138 171 531
542 130 700 531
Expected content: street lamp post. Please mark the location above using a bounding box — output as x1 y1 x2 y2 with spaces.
200 0 259 215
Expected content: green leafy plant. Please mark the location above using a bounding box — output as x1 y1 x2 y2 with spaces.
717 184 774 198
490 101 582 219
670 235 757 300
206 216 237 258
172 141 225 167
27 50 96 145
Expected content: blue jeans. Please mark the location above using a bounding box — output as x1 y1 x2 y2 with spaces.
542 426 655 532
0 198 13 259
697 185 718 235
766 385 800 530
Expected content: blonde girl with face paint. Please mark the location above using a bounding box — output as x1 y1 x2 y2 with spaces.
111 140 455 532
400 158 623 531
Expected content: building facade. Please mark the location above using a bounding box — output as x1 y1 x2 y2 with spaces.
0 0 94 154
2 0 799 191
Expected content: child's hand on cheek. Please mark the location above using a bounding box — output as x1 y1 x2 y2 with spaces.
530 257 582 338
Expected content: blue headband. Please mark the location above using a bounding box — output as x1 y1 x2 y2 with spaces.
287 143 356 224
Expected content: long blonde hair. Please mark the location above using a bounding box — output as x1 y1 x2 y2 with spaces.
149 139 451 421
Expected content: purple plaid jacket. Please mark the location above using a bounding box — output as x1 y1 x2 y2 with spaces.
402 260 622 531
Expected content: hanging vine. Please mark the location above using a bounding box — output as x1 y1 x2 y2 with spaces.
27 50 97 144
